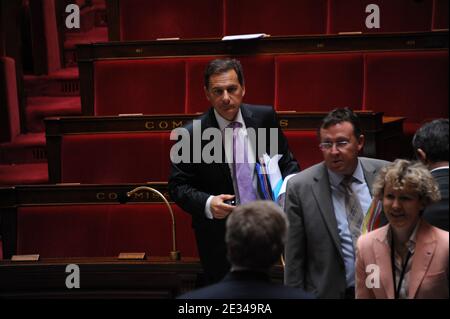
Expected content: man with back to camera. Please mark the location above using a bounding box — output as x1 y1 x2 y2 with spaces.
412 118 449 231
284 108 389 299
178 200 314 299
169 58 299 284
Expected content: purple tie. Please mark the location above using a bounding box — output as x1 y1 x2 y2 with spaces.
228 122 257 204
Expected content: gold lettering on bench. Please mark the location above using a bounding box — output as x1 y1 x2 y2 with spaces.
172 121 183 128
96 192 118 200
145 121 155 129
279 119 289 128
145 120 184 130
159 121 169 129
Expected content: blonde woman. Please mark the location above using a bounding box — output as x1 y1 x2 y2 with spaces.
356 159 449 299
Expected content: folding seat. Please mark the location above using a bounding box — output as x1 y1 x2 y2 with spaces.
275 53 364 112
16 203 198 258
328 0 433 33
364 51 448 137
60 132 173 183
93 58 186 115
225 0 327 36
118 0 223 40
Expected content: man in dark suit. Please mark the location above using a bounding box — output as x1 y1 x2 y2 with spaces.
412 118 449 231
178 201 313 299
169 59 299 284
284 108 389 298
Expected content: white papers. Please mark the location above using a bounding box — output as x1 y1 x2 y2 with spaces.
222 33 269 41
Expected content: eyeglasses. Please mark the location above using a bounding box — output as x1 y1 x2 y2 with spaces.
319 140 350 150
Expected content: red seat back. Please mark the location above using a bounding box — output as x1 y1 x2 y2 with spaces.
225 0 327 36
94 59 185 115
328 0 433 33
0 57 20 143
61 132 172 183
17 204 198 258
275 53 364 111
364 51 449 125
119 0 223 40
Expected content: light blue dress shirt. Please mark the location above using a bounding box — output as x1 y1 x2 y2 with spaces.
327 160 372 288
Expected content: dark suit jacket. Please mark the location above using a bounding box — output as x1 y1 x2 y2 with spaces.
284 157 389 299
169 104 299 281
178 270 314 299
422 168 449 231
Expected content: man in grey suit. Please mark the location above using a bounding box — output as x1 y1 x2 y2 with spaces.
412 119 449 231
284 108 389 299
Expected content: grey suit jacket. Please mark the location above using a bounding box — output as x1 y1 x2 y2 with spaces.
284 157 389 299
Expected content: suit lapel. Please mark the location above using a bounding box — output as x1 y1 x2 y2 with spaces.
311 165 345 263
373 228 395 299
360 159 378 196
408 222 437 298
203 108 233 182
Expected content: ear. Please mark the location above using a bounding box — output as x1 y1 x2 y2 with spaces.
357 134 365 152
241 85 246 97
416 148 427 164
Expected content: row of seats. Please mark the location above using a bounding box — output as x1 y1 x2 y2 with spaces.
92 51 448 136
112 0 448 40
45 111 401 185
0 184 199 259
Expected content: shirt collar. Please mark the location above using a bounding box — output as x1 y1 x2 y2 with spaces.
385 219 421 254
328 158 365 188
214 108 245 132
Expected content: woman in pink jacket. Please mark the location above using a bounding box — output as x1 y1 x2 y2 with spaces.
356 159 448 299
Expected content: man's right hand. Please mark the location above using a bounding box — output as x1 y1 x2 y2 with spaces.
210 194 235 219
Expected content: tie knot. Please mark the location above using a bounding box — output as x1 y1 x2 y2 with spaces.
228 121 242 129
341 175 354 189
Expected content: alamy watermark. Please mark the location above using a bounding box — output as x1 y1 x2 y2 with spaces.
169 120 279 164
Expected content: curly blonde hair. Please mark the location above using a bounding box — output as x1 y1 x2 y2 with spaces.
372 159 441 206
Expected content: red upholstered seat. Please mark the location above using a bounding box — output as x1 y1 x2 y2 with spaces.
364 51 449 136
61 132 172 183
0 57 21 143
185 57 218 114
25 96 81 132
185 55 275 113
0 163 48 186
0 57 49 185
284 130 322 169
0 132 46 164
16 204 198 258
119 0 223 40
328 0 433 33
225 0 327 36
94 59 185 115
275 53 364 111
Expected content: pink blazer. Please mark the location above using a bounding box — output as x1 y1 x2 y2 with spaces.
356 220 449 299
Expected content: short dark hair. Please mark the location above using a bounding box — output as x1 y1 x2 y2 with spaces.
225 201 287 270
319 107 362 139
204 58 245 89
412 119 449 162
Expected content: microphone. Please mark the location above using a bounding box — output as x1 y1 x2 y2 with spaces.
124 186 181 261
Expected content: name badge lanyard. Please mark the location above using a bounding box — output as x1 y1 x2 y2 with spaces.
391 236 412 299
